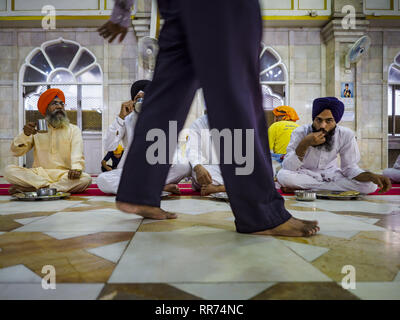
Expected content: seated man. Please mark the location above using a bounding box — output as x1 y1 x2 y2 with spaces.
277 97 391 194
187 113 226 196
5 88 92 194
268 105 300 176
383 154 400 183
101 144 124 172
97 80 191 195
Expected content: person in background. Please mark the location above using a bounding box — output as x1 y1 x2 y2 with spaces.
268 105 300 177
4 88 92 194
383 154 400 183
277 97 391 194
97 80 191 195
101 144 124 172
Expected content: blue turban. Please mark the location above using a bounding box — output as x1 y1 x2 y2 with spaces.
312 97 344 123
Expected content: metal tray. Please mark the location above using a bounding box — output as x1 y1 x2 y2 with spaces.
210 192 229 200
315 190 362 200
12 191 71 201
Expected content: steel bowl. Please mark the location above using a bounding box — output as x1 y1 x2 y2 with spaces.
294 190 316 201
37 188 57 197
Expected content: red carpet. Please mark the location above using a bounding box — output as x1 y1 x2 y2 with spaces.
1 183 399 197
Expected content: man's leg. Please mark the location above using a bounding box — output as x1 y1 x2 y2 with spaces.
49 170 92 193
179 0 294 233
116 2 199 213
117 0 318 236
383 168 400 183
97 169 123 194
277 169 325 190
4 165 51 191
330 176 377 194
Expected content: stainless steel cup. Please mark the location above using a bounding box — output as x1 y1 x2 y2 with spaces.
294 190 316 201
135 98 144 113
36 119 48 133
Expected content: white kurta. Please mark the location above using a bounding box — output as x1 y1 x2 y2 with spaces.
383 155 400 183
97 112 191 194
276 124 377 193
186 115 224 190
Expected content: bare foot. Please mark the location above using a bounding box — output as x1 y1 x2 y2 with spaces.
200 184 226 196
292 216 319 226
252 217 319 237
116 201 177 220
163 184 180 194
8 185 36 195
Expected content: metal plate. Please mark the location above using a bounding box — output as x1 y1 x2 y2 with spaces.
315 190 362 200
210 192 229 200
12 192 71 201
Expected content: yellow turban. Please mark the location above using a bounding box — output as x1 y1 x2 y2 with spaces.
113 144 124 155
272 105 299 122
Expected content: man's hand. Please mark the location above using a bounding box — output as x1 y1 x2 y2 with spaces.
68 169 82 180
23 122 37 136
304 131 326 147
354 172 392 193
119 101 134 120
194 165 213 186
98 21 128 43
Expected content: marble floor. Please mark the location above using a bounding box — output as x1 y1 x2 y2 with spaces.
0 192 399 300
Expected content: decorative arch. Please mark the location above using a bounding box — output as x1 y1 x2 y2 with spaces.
388 52 400 84
259 43 289 109
18 38 104 170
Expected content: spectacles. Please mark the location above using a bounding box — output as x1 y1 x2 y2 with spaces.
50 101 65 107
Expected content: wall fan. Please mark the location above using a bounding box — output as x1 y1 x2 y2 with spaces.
138 36 159 80
345 35 371 70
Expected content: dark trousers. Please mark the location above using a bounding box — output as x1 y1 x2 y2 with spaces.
116 0 292 233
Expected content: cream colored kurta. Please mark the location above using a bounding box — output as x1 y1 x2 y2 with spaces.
4 123 92 193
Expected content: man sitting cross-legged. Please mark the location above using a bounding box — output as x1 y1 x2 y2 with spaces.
5 88 92 194
97 80 191 195
277 97 391 194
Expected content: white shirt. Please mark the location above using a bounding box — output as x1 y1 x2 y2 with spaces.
103 112 138 169
282 124 365 181
103 111 184 168
186 115 219 168
393 155 400 169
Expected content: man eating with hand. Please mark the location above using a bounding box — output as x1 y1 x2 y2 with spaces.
277 97 391 194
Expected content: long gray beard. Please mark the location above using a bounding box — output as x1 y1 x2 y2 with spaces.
46 109 70 129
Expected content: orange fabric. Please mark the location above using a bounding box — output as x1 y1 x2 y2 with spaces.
272 105 299 122
37 89 65 116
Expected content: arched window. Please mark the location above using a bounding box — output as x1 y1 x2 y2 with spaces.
259 44 288 110
388 53 400 84
20 38 103 132
19 38 104 173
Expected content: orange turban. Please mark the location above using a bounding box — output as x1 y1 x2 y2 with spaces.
272 105 299 122
37 88 65 116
